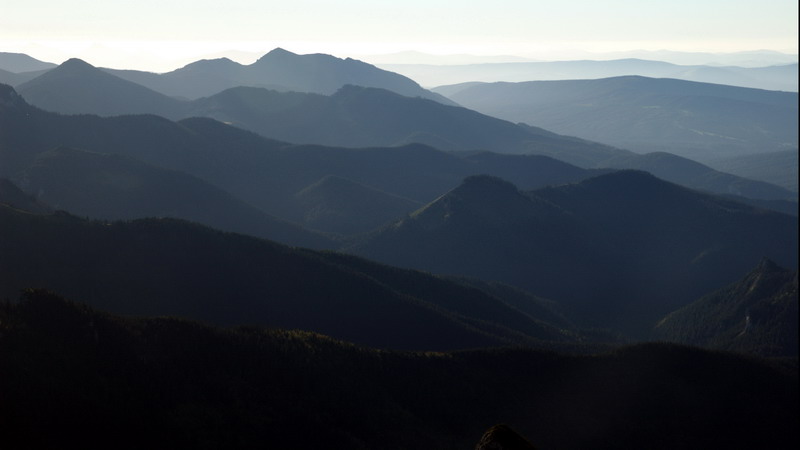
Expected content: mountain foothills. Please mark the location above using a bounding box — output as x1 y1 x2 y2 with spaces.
21 146 334 248
655 258 798 357
0 290 796 449
0 201 588 352
348 172 798 337
1 48 798 448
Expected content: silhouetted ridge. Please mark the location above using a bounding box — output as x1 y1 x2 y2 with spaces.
459 175 521 196
755 257 782 273
548 169 730 211
475 424 538 450
577 169 660 188
58 58 94 71
0 52 57 72
180 57 241 72
257 47 296 61
409 175 543 226
17 59 185 118
0 83 26 108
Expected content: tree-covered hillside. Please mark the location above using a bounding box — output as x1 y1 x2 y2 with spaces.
1 290 796 449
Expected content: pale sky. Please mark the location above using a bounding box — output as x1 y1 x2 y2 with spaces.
1 0 797 72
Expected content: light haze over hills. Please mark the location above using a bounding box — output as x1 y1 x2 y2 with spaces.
1 0 798 440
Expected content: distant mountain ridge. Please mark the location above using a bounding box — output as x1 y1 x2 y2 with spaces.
10 62 796 203
435 76 799 165
103 47 455 104
381 58 798 91
0 52 57 73
17 58 186 117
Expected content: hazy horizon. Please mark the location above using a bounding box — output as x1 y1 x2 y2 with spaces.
1 0 797 72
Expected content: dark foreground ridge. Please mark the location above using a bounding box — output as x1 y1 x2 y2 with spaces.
1 290 797 450
475 424 539 450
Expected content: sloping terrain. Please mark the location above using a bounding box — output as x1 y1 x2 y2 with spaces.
291 175 423 234
17 58 185 118
1 290 796 449
0 203 583 351
349 172 798 336
654 259 798 356
0 83 604 231
22 148 334 248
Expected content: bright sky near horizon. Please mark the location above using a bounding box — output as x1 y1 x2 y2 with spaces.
1 0 797 71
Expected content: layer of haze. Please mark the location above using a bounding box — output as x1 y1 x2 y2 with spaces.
1 0 798 72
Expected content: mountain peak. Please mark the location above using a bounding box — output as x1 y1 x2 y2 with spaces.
754 257 781 273
256 48 298 62
59 58 95 70
408 175 533 224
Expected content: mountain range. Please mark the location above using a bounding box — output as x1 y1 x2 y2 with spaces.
11 48 453 104
8 57 797 202
0 198 590 352
379 58 799 91
435 76 799 179
348 172 798 336
4 81 795 340
0 82 608 235
1 47 798 447
363 49 798 68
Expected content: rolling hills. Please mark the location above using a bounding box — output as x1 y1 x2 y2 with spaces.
21 147 334 248
0 202 585 352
